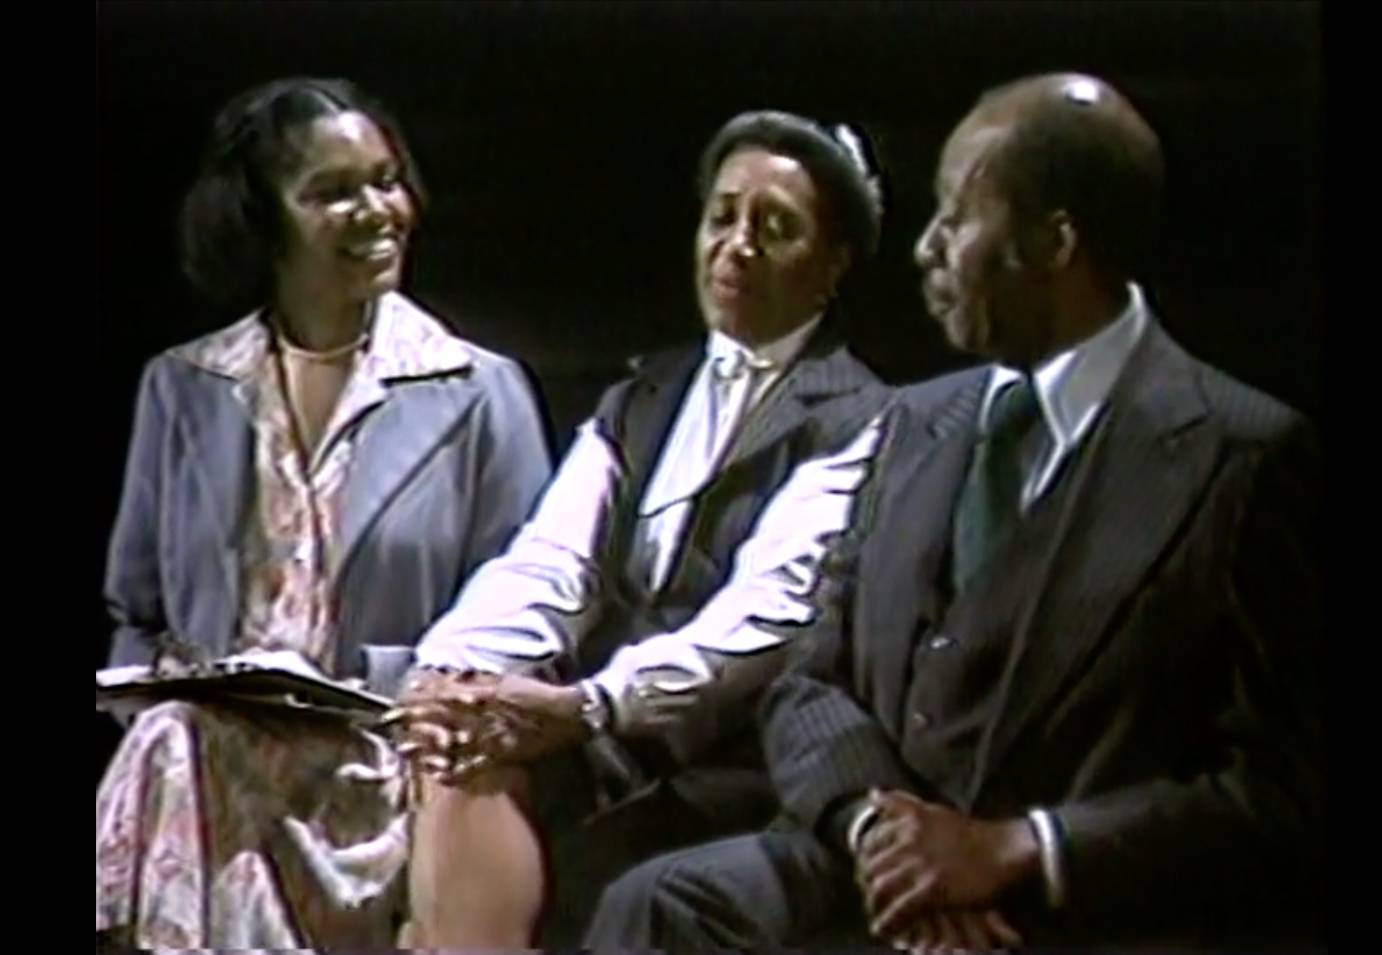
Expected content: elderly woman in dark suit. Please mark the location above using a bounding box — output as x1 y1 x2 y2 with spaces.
94 77 551 949
392 109 891 948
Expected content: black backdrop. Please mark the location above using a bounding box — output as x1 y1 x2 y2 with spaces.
96 0 1322 688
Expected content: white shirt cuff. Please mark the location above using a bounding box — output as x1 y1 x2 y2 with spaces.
1026 807 1068 909
846 802 883 854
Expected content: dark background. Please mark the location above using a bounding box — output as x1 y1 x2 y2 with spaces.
97 0 1323 749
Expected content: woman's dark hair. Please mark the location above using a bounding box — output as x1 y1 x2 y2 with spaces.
177 77 425 314
696 110 883 268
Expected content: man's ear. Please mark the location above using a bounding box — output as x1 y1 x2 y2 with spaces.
1016 209 1077 272
1046 210 1078 270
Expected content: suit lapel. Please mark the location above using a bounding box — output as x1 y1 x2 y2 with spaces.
859 371 987 736
967 324 1222 802
334 375 484 583
618 347 704 501
721 325 874 471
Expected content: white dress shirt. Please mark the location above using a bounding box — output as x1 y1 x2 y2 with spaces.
415 316 886 750
978 283 1149 511
633 316 823 592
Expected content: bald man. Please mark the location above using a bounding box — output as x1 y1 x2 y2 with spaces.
585 74 1323 953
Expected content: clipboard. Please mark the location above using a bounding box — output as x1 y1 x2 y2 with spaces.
96 651 393 719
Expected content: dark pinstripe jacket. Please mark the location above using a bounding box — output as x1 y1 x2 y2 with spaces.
761 320 1323 946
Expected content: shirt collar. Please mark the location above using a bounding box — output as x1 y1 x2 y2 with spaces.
168 292 474 382
706 313 823 375
980 282 1150 449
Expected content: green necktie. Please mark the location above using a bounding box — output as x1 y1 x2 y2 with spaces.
952 375 1041 591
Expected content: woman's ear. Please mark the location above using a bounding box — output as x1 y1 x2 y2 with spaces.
823 243 853 302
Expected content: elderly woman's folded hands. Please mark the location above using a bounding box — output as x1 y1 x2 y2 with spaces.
384 669 590 785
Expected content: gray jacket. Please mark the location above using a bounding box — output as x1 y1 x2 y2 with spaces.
103 292 552 691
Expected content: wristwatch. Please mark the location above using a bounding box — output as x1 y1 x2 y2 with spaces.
577 679 613 735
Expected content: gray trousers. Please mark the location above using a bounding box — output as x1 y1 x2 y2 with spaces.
583 827 873 952
583 827 1328 955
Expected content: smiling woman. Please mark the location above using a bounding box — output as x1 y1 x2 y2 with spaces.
93 78 553 949
273 111 417 342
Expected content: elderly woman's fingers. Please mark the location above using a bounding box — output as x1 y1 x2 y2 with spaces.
439 753 492 787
